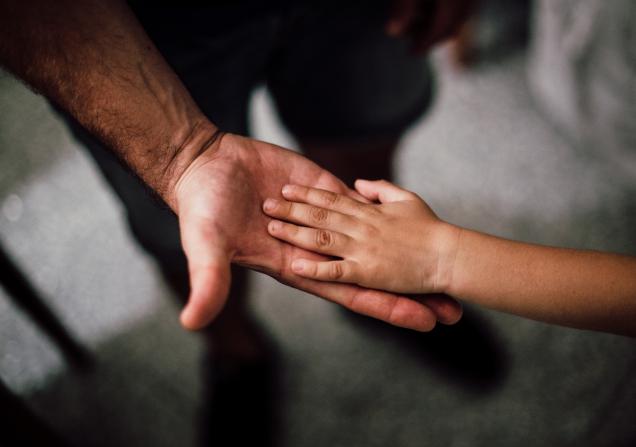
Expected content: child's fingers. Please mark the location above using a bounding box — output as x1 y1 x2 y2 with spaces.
291 259 358 283
291 272 437 332
268 220 351 257
290 260 440 332
282 184 366 216
263 198 355 233
354 179 416 203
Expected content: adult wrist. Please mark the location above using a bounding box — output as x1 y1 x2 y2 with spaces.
158 119 224 211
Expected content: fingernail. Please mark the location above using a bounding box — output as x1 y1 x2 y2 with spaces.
269 220 282 232
282 185 293 196
263 198 278 212
292 259 305 273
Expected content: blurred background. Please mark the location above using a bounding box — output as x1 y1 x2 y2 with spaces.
1 0 635 446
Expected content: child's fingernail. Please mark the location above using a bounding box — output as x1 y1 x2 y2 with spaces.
282 185 293 196
269 220 282 232
263 198 278 211
292 259 305 273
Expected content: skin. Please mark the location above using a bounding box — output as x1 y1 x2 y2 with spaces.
174 134 463 331
0 0 462 332
263 180 636 337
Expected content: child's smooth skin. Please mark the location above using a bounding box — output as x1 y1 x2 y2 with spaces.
263 180 636 337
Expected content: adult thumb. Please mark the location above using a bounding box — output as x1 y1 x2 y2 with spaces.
178 218 232 331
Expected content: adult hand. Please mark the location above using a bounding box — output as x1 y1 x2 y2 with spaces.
0 0 461 334
171 132 462 331
386 0 474 53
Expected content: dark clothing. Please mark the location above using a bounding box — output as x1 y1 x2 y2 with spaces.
67 1 433 284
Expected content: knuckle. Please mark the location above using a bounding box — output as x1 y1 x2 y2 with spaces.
329 262 344 280
282 202 295 217
362 204 380 217
286 223 298 236
319 190 339 207
386 297 401 325
309 206 329 224
307 262 318 276
315 229 333 248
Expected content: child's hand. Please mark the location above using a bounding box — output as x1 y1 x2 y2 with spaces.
262 179 461 295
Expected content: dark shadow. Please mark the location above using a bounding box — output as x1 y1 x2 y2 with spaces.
198 341 285 447
0 378 70 447
158 263 287 447
23 308 286 447
50 107 287 447
344 306 510 394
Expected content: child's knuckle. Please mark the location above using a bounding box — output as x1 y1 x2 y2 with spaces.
319 190 339 207
315 229 333 248
309 206 329 224
330 262 344 280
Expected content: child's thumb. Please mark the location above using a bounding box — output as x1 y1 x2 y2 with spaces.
354 179 415 203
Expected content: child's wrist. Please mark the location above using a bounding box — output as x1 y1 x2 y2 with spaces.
431 222 463 295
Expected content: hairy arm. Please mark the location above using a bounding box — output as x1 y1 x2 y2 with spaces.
0 0 213 208
0 2 463 331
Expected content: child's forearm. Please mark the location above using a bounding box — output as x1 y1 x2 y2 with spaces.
447 229 636 336
260 180 636 336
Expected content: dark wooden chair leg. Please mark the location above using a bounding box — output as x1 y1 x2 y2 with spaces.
0 242 92 369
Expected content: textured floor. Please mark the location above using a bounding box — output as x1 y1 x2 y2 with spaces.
2 42 636 446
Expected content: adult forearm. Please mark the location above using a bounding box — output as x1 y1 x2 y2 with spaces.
448 229 636 336
0 0 216 209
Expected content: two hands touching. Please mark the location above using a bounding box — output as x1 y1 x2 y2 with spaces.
172 133 463 332
262 180 458 296
164 0 475 333
0 0 468 335
171 129 636 339
262 180 636 338
7 0 631 337
143 0 475 333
